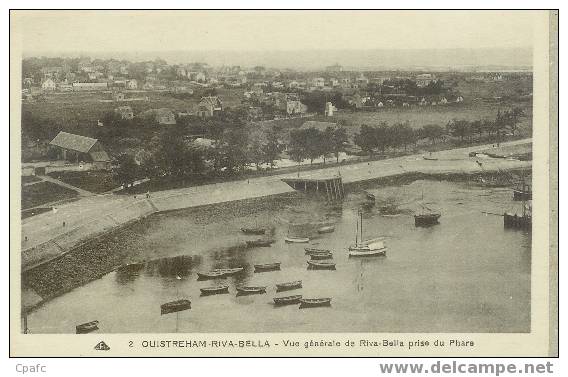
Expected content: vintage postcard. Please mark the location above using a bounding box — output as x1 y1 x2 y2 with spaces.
9 10 558 357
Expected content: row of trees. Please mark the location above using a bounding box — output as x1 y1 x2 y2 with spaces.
113 107 525 187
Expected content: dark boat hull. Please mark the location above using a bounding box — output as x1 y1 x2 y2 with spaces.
274 295 303 306
236 287 267 295
200 286 229 295
241 227 266 235
160 300 191 315
513 190 532 201
246 240 274 247
76 321 99 334
503 213 532 230
254 263 281 272
310 253 333 260
275 281 302 292
414 213 441 227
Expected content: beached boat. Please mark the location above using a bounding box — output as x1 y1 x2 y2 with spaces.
241 227 266 235
423 156 438 161
307 260 336 270
236 286 267 295
160 299 191 315
364 191 376 201
197 270 227 280
254 262 281 272
275 280 302 292
299 298 332 308
304 247 331 254
200 284 229 295
76 320 99 334
317 225 335 234
245 239 274 247
274 295 303 306
285 236 310 243
348 211 388 256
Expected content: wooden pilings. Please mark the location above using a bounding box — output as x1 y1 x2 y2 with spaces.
282 177 345 202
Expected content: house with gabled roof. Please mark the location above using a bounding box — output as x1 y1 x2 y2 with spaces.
196 96 223 118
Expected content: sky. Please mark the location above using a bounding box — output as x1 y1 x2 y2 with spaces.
13 10 536 53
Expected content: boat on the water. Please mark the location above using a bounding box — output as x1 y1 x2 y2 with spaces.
213 267 244 276
423 156 438 161
299 298 332 308
307 260 336 270
275 280 302 292
160 299 191 315
241 227 266 235
310 252 333 260
348 211 387 256
76 320 99 334
245 239 274 247
304 247 331 254
317 225 335 234
285 236 310 243
414 213 441 226
504 200 532 230
200 285 229 295
236 286 267 295
254 262 281 272
197 270 227 280
414 190 441 227
274 295 303 306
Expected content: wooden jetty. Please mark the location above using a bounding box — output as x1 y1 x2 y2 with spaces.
282 177 345 201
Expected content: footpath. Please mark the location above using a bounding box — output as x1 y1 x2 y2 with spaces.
20 139 531 272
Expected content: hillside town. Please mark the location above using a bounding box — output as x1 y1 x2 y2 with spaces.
21 56 532 215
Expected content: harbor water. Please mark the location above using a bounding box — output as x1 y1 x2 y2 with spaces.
27 179 531 333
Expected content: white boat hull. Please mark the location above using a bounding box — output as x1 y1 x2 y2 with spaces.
349 247 387 256
285 237 310 243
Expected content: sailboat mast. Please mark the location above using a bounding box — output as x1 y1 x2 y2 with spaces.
360 211 363 242
355 212 359 244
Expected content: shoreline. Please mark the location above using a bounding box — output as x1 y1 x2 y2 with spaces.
21 167 531 314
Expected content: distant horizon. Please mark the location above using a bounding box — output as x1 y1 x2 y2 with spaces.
21 47 533 72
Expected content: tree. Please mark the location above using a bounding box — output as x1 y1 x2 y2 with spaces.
113 153 139 188
354 124 377 157
421 124 445 145
262 127 284 168
288 129 308 167
325 126 348 163
446 119 471 143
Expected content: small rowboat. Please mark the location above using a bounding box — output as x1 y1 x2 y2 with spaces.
246 239 274 247
254 262 281 272
213 267 244 276
76 320 99 334
423 156 438 161
200 284 229 295
364 191 376 201
285 236 310 243
317 225 335 234
310 252 333 260
236 286 267 295
275 280 302 292
299 298 332 308
241 227 266 235
307 260 336 270
305 247 331 255
274 295 303 306
160 299 191 315
197 270 227 280
349 248 387 257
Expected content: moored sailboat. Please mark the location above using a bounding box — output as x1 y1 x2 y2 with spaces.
348 211 387 256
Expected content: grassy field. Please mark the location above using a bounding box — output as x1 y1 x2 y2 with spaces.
325 101 532 138
22 175 42 184
22 181 78 209
47 171 118 193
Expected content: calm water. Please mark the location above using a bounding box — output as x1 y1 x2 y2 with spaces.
28 180 531 333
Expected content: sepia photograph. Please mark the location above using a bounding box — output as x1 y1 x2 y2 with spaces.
9 9 557 357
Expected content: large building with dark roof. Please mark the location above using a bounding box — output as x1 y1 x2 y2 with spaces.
49 132 111 169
